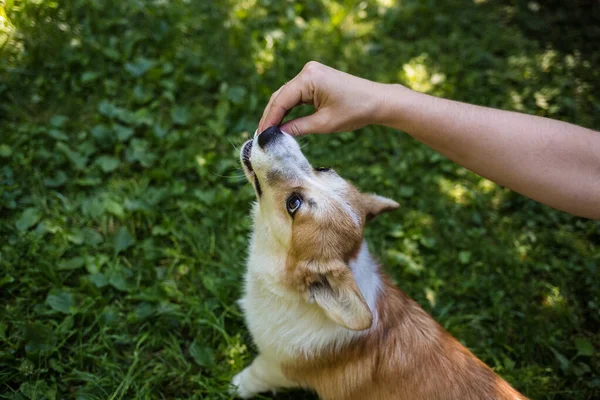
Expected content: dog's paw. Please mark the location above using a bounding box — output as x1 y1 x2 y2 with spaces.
230 369 259 399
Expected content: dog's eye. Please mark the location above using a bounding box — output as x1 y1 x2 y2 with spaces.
315 167 331 172
286 194 303 217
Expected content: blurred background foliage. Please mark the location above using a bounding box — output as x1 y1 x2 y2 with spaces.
0 0 599 399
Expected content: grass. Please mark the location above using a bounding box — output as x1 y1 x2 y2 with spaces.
0 0 599 399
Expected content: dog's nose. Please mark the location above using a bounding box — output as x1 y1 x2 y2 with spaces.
258 126 282 148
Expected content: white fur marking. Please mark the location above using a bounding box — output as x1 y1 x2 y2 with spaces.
349 241 381 326
231 355 297 397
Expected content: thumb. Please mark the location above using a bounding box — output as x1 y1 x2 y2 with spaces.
281 111 331 136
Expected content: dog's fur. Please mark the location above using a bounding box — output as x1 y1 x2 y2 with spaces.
233 128 527 400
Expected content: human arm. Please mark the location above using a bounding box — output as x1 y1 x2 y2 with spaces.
258 62 600 220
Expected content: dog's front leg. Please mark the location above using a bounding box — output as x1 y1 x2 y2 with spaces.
231 354 298 398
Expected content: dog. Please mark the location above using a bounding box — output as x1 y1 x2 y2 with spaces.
232 126 527 400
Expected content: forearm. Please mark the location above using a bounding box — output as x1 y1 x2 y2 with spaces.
377 85 600 219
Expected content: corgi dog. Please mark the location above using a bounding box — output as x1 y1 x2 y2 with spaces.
233 126 526 400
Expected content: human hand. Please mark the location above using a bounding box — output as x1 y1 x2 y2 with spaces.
257 61 396 136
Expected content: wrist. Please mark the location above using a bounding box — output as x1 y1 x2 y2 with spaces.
372 83 421 131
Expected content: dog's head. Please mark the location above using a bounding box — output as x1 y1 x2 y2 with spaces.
240 126 398 330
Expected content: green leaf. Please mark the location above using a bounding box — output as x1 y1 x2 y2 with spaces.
171 106 190 125
66 229 85 245
46 290 75 314
81 71 99 83
19 380 56 400
0 144 12 157
0 276 15 288
133 85 152 103
124 199 150 211
134 303 155 320
114 108 135 124
398 185 415 198
227 86 246 104
47 129 69 141
503 355 515 371
194 189 217 204
91 124 111 141
82 228 104 246
58 257 85 271
98 100 117 117
50 115 68 127
95 155 120 172
575 338 594 356
153 124 168 138
16 207 42 231
56 142 88 170
44 171 68 188
114 226 135 254
387 250 423 275
132 108 153 126
104 199 125 219
49 359 64 373
125 57 156 77
189 339 215 367
114 124 133 142
458 251 472 264
550 347 570 371
85 254 109 274
102 46 120 60
126 139 156 167
419 236 436 249
57 316 74 337
81 197 104 218
108 269 132 292
100 307 118 326
88 273 108 288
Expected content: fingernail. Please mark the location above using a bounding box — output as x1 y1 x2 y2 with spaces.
254 129 259 137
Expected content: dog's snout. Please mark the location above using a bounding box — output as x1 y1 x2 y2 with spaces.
258 126 282 148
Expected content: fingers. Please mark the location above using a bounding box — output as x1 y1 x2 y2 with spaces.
258 76 306 134
257 86 283 133
281 111 330 136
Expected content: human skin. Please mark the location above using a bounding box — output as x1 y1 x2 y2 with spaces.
258 61 600 220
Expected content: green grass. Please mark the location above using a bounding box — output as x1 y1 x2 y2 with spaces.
1 0 599 399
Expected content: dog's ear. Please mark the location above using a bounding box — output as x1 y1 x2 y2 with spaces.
309 261 372 331
362 193 399 221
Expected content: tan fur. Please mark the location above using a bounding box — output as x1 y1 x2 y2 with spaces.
237 133 527 399
277 182 526 398
283 187 525 400
281 183 376 330
282 276 527 399
283 182 365 284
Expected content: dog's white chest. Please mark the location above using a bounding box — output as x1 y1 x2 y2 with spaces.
239 270 349 359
